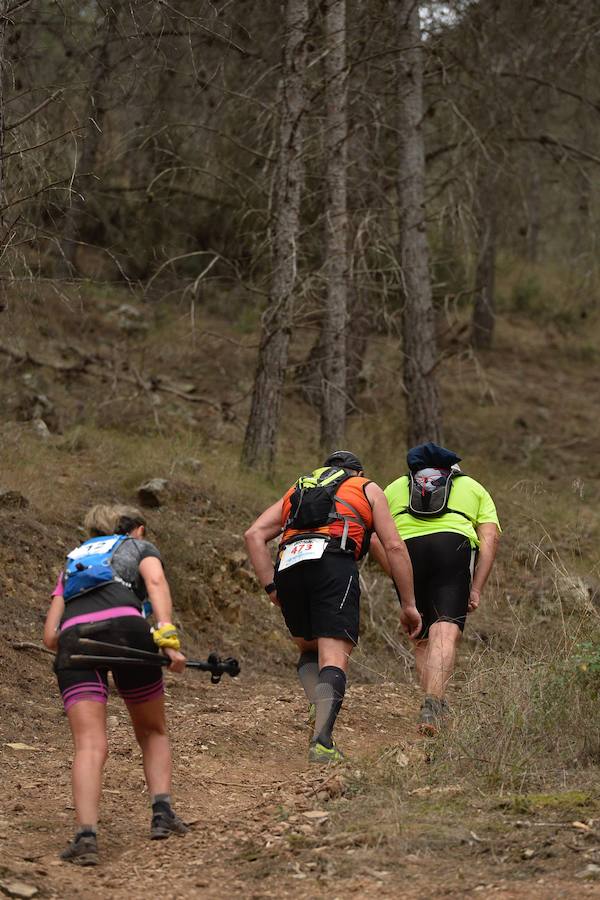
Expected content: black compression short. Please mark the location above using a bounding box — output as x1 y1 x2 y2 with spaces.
275 551 360 644
55 616 164 711
405 532 474 640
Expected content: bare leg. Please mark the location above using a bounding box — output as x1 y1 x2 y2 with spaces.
67 701 108 827
293 637 318 654
126 696 171 797
414 639 428 685
420 621 461 699
317 636 353 672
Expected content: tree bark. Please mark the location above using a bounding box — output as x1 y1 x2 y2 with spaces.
62 2 120 270
573 100 592 260
345 282 369 405
396 0 443 448
0 0 8 228
241 0 308 474
320 0 348 450
471 171 497 350
526 164 541 263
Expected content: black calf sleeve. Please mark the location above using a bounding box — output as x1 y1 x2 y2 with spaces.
313 665 347 749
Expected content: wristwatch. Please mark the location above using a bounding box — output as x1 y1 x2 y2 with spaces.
264 581 276 594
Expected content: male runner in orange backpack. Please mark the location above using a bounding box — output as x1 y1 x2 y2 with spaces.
245 450 420 763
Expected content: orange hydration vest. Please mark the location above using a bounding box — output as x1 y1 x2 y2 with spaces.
280 475 374 560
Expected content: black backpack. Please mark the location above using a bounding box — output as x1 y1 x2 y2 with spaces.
285 466 370 555
405 469 465 519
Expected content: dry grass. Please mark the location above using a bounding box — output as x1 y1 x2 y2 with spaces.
4 268 600 888
3 283 600 900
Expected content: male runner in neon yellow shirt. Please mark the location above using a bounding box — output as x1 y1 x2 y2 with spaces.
370 442 501 733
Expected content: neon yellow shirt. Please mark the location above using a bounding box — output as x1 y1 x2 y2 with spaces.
384 474 501 548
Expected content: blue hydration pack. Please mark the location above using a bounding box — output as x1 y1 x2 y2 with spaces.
63 534 128 602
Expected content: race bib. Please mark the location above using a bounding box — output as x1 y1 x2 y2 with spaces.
67 536 121 560
278 538 327 572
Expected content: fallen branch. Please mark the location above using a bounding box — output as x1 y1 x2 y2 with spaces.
0 341 229 416
199 330 258 350
0 339 83 371
11 641 54 656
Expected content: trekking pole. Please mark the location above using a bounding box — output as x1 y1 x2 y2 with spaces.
63 638 240 684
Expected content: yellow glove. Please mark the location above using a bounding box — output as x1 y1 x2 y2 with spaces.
153 623 180 651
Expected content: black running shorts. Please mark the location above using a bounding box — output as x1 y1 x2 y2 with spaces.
275 551 360 644
55 616 164 711
405 532 475 640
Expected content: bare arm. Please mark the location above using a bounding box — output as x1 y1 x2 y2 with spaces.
469 522 500 611
139 556 186 671
244 499 283 604
139 556 175 623
369 533 391 576
366 483 421 639
43 595 64 650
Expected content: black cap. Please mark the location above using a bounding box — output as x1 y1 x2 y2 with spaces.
323 450 364 472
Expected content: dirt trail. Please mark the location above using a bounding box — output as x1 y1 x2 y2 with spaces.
2 652 599 899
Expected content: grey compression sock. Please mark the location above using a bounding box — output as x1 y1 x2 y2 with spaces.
296 650 319 704
152 793 172 815
313 666 347 749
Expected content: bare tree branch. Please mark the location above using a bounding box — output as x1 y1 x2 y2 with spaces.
1 126 85 161
157 0 253 58
499 71 600 114
3 0 32 19
5 89 63 132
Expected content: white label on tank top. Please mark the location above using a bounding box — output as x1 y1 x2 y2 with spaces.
278 538 327 571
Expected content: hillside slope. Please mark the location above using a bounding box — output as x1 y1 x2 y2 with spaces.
2 283 600 897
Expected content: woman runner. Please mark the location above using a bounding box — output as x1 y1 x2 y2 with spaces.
44 504 188 865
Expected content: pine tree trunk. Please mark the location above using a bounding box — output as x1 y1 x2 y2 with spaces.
320 0 348 451
346 283 369 405
471 172 497 350
62 3 119 270
0 0 8 229
396 0 443 448
526 165 541 263
241 0 308 474
296 320 326 408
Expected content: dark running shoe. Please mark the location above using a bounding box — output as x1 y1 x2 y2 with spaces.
150 808 189 840
60 832 98 866
418 695 449 736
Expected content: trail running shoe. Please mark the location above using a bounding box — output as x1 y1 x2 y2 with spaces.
308 740 345 764
417 695 449 736
60 832 98 866
150 809 189 840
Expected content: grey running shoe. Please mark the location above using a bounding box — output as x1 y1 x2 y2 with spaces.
60 833 98 866
418 695 449 735
150 809 189 840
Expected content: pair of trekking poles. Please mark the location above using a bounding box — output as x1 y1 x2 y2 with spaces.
58 624 240 684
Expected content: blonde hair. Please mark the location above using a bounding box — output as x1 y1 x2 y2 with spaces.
84 504 147 538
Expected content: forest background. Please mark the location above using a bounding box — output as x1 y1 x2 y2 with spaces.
2 1 600 897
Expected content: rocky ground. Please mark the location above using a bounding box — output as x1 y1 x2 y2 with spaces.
3 289 600 899
2 640 600 900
